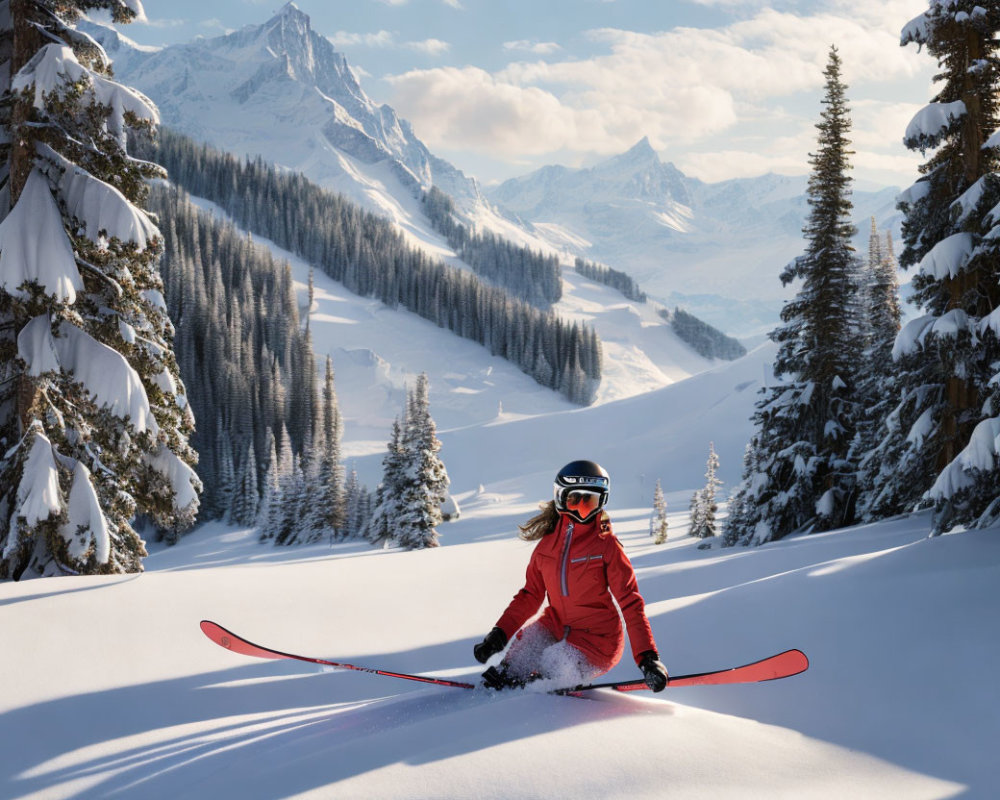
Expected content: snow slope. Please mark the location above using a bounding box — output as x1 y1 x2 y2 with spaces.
1 503 996 798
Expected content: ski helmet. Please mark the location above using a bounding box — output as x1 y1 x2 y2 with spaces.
553 460 610 523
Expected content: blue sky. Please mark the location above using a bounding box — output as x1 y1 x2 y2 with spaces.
125 0 936 189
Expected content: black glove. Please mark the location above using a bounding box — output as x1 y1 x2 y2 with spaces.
638 650 669 693
473 626 508 664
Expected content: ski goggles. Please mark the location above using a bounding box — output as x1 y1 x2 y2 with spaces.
555 486 607 521
565 490 603 517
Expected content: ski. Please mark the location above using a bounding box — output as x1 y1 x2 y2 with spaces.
200 620 476 689
555 648 809 696
201 620 807 696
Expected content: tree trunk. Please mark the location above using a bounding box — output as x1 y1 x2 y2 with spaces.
9 0 46 434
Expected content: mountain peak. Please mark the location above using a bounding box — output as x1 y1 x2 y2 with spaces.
628 136 657 157
268 1 311 33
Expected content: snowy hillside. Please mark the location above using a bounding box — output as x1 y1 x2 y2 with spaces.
489 139 902 336
182 193 737 496
2 464 997 798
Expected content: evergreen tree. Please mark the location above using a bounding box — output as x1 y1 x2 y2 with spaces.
317 355 345 533
396 373 449 549
854 220 904 519
0 1 200 578
868 2 1000 531
650 480 668 545
365 419 406 546
344 468 372 539
725 47 861 546
690 443 722 538
230 441 260 526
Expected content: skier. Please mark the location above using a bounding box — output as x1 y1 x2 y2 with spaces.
473 460 669 691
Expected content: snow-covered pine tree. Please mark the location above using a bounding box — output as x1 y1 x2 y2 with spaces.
230 441 260 526
343 468 372 539
724 46 862 546
395 373 449 549
365 418 406 547
866 2 1000 531
690 443 722 538
256 427 280 535
0 1 200 578
260 424 292 542
854 220 904 519
650 479 668 544
317 355 345 534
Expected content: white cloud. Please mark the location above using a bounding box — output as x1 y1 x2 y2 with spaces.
328 30 396 49
328 31 449 56
387 2 930 175
386 67 589 157
408 38 451 56
503 40 563 55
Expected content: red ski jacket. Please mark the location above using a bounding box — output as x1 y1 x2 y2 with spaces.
495 512 657 673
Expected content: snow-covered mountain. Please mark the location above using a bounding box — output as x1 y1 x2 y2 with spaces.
88 5 905 339
81 3 529 258
489 138 903 336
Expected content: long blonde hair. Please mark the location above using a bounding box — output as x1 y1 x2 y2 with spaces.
518 500 560 541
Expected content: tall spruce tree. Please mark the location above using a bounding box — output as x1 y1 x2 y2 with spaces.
365 418 405 547
0 1 200 578
864 3 1000 530
725 46 861 546
690 443 722 539
396 373 449 549
650 480 668 545
854 220 904 519
317 355 345 533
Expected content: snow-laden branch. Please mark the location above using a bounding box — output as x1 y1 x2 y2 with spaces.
12 44 158 142
905 101 966 151
144 443 201 513
9 428 62 540
894 310 979 359
950 175 995 224
17 315 159 435
897 179 932 208
0 169 82 302
917 231 974 280
36 142 161 250
929 418 1000 501
901 10 932 47
60 461 111 564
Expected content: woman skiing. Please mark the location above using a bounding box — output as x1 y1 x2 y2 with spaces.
473 460 669 692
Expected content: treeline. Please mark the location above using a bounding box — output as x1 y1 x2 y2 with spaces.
140 130 601 404
150 184 335 533
667 308 747 361
574 257 647 303
422 186 562 306
727 24 1000 545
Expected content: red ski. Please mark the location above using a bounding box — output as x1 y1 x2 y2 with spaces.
201 620 807 694
200 620 476 689
557 648 809 695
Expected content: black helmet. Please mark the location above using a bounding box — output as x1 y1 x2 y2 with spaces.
553 460 610 523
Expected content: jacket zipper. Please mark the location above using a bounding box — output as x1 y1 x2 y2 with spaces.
559 521 574 597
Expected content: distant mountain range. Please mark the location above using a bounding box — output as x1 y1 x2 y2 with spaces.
87 2 903 338
488 138 903 335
